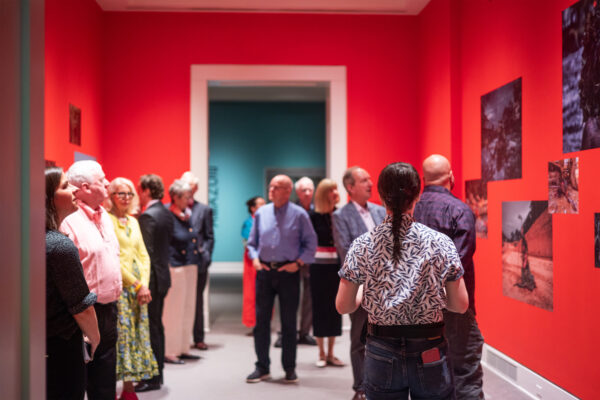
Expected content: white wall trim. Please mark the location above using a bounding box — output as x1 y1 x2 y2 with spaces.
482 344 578 400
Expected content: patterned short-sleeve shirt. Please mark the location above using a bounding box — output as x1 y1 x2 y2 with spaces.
338 214 464 325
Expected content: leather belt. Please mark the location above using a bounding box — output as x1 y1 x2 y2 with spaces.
367 322 444 339
260 260 295 270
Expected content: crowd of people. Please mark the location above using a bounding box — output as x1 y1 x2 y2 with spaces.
46 154 485 400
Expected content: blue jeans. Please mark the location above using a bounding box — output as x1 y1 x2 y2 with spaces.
364 335 454 400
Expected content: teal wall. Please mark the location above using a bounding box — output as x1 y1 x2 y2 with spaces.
209 101 326 262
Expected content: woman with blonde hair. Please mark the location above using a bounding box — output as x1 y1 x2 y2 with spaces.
309 178 345 368
107 177 158 400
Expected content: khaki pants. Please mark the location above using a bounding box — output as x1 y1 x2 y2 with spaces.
163 264 198 357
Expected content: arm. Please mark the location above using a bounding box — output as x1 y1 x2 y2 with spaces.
133 219 152 304
202 207 215 267
445 278 468 314
72 306 100 358
297 212 317 265
453 208 476 266
247 212 268 271
332 212 352 262
336 278 362 314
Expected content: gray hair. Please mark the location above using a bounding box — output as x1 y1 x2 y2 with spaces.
342 166 360 193
169 179 192 201
294 176 314 191
67 160 104 187
180 171 199 186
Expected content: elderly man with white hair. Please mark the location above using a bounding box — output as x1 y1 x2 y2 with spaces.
60 160 122 400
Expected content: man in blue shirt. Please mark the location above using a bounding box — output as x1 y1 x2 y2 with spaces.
413 154 485 400
246 174 318 384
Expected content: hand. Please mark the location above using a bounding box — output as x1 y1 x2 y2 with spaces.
84 335 99 362
137 285 152 305
253 258 269 271
279 262 299 273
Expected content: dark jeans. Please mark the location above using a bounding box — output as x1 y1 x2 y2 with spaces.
146 282 166 385
253 269 300 373
350 305 368 391
86 302 117 400
444 309 485 399
364 335 454 400
193 269 208 343
47 331 85 400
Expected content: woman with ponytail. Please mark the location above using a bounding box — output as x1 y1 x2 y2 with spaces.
336 162 468 400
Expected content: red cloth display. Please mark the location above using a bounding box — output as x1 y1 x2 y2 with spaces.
242 248 257 328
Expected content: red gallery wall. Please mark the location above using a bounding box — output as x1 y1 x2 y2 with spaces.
419 0 600 398
45 0 104 168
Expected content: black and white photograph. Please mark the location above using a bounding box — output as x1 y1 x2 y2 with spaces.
562 0 600 153
548 157 579 214
481 78 522 182
465 179 488 239
502 201 553 311
595 213 600 268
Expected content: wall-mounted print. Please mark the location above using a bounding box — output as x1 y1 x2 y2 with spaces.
465 179 488 239
481 78 522 182
562 0 600 152
595 213 600 268
502 201 553 311
549 157 579 214
69 104 81 146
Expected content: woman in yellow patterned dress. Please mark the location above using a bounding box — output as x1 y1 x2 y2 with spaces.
107 177 158 400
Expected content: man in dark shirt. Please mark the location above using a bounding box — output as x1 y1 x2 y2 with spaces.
413 154 485 400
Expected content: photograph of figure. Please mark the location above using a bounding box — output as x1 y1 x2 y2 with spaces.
563 0 600 152
465 179 488 238
548 157 579 214
595 213 600 268
502 201 553 311
481 77 522 182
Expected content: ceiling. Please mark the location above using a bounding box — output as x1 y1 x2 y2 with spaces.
95 0 431 15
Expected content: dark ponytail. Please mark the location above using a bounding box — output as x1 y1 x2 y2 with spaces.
377 162 421 262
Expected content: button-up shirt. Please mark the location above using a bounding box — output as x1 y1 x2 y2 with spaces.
60 200 122 304
247 201 317 264
413 185 477 313
352 200 376 231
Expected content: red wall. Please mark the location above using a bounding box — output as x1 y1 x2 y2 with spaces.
45 0 104 168
100 12 421 193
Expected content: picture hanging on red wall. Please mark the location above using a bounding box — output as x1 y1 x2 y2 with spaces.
562 0 600 153
69 104 81 146
548 157 579 214
465 179 488 238
481 78 522 183
595 213 600 268
502 201 553 311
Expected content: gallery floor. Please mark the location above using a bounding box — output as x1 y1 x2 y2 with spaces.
131 274 532 400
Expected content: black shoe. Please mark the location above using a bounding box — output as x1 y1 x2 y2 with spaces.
274 334 282 348
246 369 271 383
297 334 317 345
179 353 201 360
164 357 185 364
134 382 161 392
284 370 298 383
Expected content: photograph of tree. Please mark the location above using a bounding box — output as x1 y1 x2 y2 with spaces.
481 78 522 182
548 157 579 214
465 179 488 238
595 213 600 268
502 201 553 311
562 0 600 152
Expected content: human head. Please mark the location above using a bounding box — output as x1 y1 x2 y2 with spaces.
181 171 199 206
46 167 78 230
169 179 192 211
268 175 293 208
342 166 373 206
107 177 139 216
314 179 339 213
294 177 314 211
66 160 109 209
246 196 266 215
422 154 454 190
139 174 165 208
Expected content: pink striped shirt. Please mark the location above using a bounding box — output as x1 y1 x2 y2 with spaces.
60 201 122 304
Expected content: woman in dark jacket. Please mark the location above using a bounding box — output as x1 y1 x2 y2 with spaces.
45 167 100 400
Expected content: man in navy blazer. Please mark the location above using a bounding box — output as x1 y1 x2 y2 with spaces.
333 166 385 400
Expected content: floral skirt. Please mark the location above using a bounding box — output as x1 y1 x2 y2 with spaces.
116 277 158 381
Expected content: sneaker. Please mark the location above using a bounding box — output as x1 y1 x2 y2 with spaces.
297 334 317 345
246 369 270 383
284 370 298 383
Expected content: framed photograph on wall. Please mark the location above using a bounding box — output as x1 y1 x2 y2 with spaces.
548 157 579 214
465 179 488 238
69 104 81 146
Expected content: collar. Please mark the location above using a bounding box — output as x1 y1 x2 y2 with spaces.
274 201 289 213
351 200 370 214
77 200 104 223
423 185 453 196
145 199 160 209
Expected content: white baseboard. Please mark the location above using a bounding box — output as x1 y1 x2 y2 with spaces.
482 344 578 400
210 261 244 275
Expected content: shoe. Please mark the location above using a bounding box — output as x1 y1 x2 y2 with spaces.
194 342 208 350
274 334 282 348
326 356 345 367
352 391 366 400
284 370 298 383
134 382 160 392
315 358 327 368
119 391 138 400
164 356 185 364
297 334 317 345
246 369 271 383
179 353 200 360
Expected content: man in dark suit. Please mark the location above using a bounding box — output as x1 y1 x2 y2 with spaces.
136 174 174 392
332 166 386 400
181 171 215 350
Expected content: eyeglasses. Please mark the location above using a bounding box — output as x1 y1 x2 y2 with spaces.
115 192 135 199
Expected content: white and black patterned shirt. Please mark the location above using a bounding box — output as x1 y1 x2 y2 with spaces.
339 214 464 325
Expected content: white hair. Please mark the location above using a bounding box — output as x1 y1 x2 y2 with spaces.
180 171 199 186
169 179 192 200
67 160 104 187
294 176 314 191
